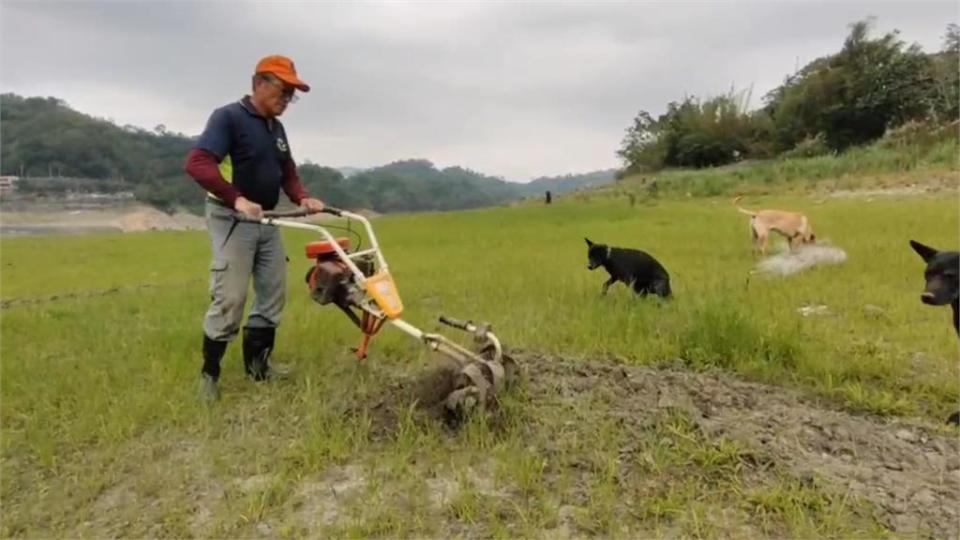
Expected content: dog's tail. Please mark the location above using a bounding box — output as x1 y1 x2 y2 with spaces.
732 195 755 216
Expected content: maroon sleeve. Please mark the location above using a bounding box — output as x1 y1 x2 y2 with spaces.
184 148 242 208
282 159 310 205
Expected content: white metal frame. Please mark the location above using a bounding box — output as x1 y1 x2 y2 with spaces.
252 211 503 373
259 210 386 286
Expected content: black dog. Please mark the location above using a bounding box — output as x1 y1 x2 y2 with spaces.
910 240 959 425
585 238 671 298
910 240 959 335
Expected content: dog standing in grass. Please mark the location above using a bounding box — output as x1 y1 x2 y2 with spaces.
910 240 959 334
585 238 672 298
909 240 960 425
734 196 816 256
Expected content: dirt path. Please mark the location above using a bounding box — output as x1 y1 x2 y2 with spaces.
0 204 205 234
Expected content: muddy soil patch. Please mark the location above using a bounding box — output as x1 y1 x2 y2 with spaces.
363 358 461 436
365 354 520 437
522 353 959 538
365 351 959 537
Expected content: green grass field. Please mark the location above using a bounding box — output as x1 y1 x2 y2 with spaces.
2 188 958 537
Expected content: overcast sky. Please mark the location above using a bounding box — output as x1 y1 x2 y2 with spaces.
1 1 956 181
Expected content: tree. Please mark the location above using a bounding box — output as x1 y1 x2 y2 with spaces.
765 19 939 152
618 90 771 172
929 23 960 122
617 110 666 173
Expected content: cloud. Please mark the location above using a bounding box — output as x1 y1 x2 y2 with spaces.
2 1 955 180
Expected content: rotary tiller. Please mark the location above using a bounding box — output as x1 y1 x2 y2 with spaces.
245 207 517 417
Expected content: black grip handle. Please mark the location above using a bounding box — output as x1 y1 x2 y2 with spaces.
236 206 344 223
439 315 471 331
263 209 313 218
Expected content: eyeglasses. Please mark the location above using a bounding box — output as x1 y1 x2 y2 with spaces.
261 75 299 104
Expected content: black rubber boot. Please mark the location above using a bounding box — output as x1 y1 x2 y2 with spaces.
243 326 276 381
201 334 227 403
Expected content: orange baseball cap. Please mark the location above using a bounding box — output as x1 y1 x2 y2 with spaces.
255 55 310 92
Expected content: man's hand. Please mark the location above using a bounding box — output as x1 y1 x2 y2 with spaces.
300 197 325 214
234 196 263 219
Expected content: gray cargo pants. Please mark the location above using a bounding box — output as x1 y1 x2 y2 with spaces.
203 200 287 341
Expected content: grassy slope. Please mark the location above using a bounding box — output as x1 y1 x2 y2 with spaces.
605 125 957 198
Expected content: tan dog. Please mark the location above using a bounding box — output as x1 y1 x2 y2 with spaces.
733 196 815 256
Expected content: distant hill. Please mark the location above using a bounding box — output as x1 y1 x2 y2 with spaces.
349 160 521 212
0 93 615 214
1 94 203 212
292 159 521 213
520 169 617 195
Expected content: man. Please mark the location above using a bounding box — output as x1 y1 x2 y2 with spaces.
184 55 325 402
